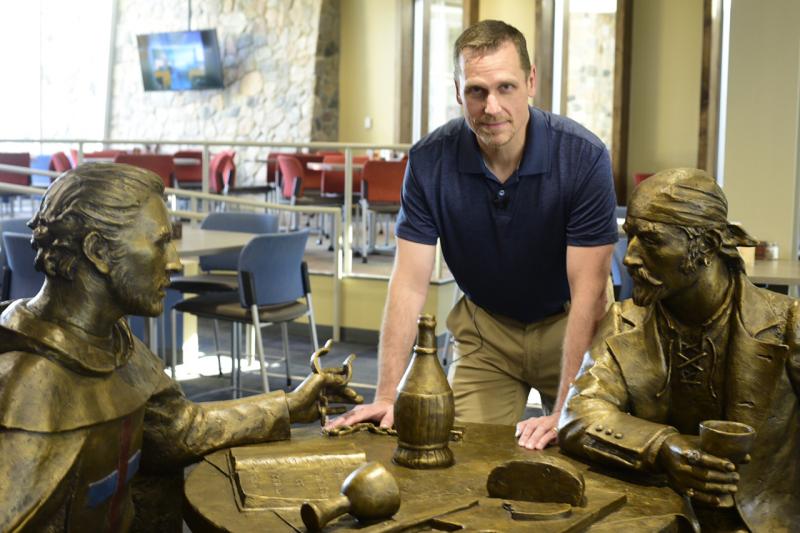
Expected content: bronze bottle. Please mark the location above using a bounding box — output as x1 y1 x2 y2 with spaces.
392 314 454 468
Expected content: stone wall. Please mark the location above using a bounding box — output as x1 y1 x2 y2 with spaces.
312 0 340 140
110 0 340 184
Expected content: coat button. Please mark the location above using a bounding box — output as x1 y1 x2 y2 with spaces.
605 428 613 435
615 433 623 439
595 425 604 432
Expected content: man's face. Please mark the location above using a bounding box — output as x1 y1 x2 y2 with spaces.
622 216 701 307
455 41 536 152
109 195 180 317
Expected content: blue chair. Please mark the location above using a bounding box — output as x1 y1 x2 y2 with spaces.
173 230 318 395
611 236 633 300
30 155 53 188
169 212 280 293
2 232 44 300
169 212 280 377
0 219 33 299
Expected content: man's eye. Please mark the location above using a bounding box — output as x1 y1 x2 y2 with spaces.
499 84 514 92
466 87 484 97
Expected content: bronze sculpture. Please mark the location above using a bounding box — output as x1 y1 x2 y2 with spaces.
559 168 800 532
0 163 359 533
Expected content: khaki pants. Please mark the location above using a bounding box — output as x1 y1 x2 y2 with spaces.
446 297 568 426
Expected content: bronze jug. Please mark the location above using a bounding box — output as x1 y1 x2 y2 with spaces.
392 314 455 468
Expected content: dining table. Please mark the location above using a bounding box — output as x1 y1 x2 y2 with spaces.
184 422 692 532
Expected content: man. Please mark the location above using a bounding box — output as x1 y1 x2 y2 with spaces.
329 20 617 450
559 168 800 532
0 163 358 532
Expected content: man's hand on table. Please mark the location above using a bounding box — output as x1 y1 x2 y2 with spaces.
658 433 740 506
324 398 395 430
515 413 559 450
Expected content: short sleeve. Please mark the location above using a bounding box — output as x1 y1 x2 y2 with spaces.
566 147 618 246
394 157 439 245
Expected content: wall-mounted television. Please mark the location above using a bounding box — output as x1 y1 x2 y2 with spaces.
137 29 224 91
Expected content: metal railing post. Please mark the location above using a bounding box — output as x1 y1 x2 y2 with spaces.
332 215 342 341
343 147 353 275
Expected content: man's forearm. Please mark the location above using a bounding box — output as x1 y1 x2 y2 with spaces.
374 280 429 402
554 288 608 412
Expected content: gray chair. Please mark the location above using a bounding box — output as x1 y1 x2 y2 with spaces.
611 236 633 300
173 230 318 396
169 212 279 377
2 232 44 300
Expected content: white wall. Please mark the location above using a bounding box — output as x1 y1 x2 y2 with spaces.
722 0 800 256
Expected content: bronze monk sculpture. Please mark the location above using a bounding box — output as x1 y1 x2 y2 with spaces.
559 168 800 532
0 163 359 532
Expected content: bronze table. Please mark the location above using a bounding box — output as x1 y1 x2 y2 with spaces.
184 423 692 532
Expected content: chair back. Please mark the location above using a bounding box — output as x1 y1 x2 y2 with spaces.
50 152 73 173
3 232 44 299
362 160 405 203
0 153 31 186
277 155 306 199
30 155 53 187
199 212 279 272
209 152 236 193
611 236 633 300
0 218 32 267
320 155 369 195
238 230 309 307
114 154 175 187
291 153 324 191
173 150 203 184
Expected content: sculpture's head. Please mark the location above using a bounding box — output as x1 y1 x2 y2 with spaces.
623 168 757 307
29 163 181 316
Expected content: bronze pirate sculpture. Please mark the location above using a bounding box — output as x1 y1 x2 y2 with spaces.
0 163 360 532
559 168 800 532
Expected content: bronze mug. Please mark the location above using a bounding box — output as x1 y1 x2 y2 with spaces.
698 420 756 508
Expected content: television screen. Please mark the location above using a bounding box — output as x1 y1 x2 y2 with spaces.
137 29 224 91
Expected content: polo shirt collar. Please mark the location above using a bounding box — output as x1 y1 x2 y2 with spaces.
457 106 551 176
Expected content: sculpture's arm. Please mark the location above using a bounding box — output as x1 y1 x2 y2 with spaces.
559 350 676 472
0 429 86 532
558 309 677 472
140 382 291 472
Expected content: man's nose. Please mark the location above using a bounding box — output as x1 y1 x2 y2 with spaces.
485 92 502 115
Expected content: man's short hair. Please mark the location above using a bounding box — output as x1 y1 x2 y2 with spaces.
29 163 164 280
453 19 531 79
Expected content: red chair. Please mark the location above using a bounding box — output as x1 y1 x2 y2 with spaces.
290 153 325 193
0 153 31 186
173 150 203 187
277 155 340 234
320 154 369 197
359 160 406 262
114 154 175 187
49 152 73 173
209 152 236 194
68 149 123 165
277 155 309 202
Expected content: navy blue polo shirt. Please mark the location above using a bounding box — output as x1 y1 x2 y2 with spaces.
395 107 618 324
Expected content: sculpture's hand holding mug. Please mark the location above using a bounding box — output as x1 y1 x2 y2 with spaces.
658 420 755 507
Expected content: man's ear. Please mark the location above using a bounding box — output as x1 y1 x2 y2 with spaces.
82 231 111 275
454 79 463 106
